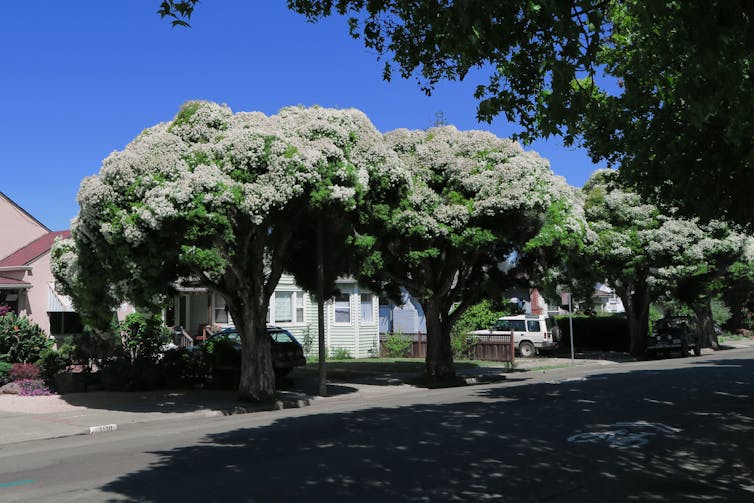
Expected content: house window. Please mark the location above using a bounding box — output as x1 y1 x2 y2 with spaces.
296 293 305 323
334 293 351 324
275 292 293 323
360 293 374 324
214 294 231 324
269 291 305 324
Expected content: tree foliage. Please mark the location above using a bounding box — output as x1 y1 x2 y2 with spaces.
52 101 406 401
284 1 754 228
364 126 581 379
578 170 727 354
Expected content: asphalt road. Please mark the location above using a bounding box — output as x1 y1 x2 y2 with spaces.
1 348 753 502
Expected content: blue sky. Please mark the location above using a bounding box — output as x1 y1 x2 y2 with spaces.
1 1 602 231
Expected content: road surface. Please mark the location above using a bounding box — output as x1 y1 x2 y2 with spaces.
1 348 752 502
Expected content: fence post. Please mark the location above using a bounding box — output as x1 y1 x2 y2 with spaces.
510 330 515 363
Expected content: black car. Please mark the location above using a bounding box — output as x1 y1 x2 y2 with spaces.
202 326 306 376
647 316 701 357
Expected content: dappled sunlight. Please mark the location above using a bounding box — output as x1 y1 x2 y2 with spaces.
94 357 754 501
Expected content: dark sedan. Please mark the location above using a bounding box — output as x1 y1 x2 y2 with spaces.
203 326 306 376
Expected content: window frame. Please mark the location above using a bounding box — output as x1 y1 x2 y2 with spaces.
333 293 352 326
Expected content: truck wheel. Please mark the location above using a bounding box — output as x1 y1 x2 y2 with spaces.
519 341 536 358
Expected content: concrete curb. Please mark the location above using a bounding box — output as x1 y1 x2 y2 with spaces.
81 395 313 437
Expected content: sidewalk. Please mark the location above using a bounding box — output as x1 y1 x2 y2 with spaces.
0 346 733 447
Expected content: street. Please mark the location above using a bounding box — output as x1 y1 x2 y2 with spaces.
1 348 753 502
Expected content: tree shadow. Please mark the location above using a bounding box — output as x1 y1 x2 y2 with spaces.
98 358 754 502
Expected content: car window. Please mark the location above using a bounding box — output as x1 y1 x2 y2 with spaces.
510 320 526 331
492 320 511 331
527 320 541 332
269 330 296 343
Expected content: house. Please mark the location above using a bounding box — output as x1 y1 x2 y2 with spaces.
166 274 380 358
0 191 79 340
2 192 379 357
593 283 625 314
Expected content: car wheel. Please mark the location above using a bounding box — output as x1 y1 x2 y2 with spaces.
693 346 701 356
662 349 671 359
519 341 536 358
680 343 689 357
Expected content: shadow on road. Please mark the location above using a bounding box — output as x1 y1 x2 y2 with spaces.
99 358 754 502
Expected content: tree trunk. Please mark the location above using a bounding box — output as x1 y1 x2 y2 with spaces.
233 296 276 402
423 300 455 382
692 298 718 350
617 280 651 356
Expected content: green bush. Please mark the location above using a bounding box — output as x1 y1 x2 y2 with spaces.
116 312 170 364
159 347 209 386
554 315 629 352
0 361 12 385
329 347 352 360
382 331 412 357
37 343 75 380
0 312 53 363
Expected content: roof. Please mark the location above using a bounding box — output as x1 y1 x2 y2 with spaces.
0 275 31 289
0 230 71 268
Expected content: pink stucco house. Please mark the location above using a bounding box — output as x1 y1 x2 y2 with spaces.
0 192 79 339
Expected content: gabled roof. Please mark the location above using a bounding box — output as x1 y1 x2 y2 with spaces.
0 230 71 268
0 191 51 233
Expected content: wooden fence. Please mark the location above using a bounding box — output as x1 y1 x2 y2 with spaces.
380 333 515 363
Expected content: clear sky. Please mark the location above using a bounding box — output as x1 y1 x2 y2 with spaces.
1 1 602 232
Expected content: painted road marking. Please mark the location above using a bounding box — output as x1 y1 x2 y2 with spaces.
568 422 681 448
0 479 35 489
89 424 118 434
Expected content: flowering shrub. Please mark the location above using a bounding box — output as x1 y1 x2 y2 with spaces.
15 379 53 396
10 362 41 381
0 305 10 317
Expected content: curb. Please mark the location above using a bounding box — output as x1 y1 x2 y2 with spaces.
75 395 312 439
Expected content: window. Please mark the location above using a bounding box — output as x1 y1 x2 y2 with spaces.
360 293 374 323
275 292 293 323
334 293 351 324
268 291 305 324
296 293 304 323
527 320 541 332
214 294 231 324
511 320 526 331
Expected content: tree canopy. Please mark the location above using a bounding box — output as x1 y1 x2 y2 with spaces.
366 125 582 379
283 1 754 228
53 101 407 401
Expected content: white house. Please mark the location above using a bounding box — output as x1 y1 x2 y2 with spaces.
166 274 380 359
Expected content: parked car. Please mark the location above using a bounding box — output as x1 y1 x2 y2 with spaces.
200 326 306 376
470 314 559 357
647 316 701 358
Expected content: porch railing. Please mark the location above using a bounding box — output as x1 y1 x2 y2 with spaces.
172 326 194 349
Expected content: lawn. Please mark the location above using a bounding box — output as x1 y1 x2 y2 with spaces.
299 357 511 377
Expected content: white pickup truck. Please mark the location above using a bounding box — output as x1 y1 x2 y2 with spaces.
470 314 560 357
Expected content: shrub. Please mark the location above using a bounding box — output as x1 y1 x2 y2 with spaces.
37 343 75 380
329 347 352 360
0 361 11 385
159 347 209 386
10 362 41 381
554 314 630 352
0 312 53 363
117 312 170 364
15 378 53 396
382 331 412 357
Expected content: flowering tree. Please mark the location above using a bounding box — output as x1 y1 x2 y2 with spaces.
52 101 405 401
369 126 581 380
580 170 721 354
